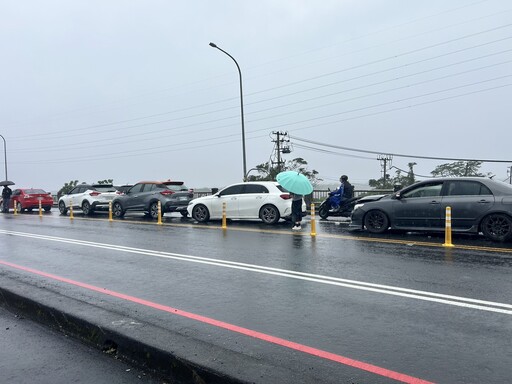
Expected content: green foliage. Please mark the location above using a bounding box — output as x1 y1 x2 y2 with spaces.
58 180 79 198
96 179 114 185
430 161 484 177
247 157 321 185
369 162 417 189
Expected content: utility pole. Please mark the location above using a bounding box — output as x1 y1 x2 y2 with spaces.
508 165 512 184
271 131 291 174
377 154 393 188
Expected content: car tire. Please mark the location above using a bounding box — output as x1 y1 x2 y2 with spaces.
149 202 160 219
112 202 125 218
180 211 189 217
82 201 91 216
192 204 210 222
481 214 512 242
58 201 67 215
318 204 329 219
260 204 280 225
16 201 23 213
364 210 389 234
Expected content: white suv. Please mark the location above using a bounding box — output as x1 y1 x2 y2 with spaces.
58 184 119 215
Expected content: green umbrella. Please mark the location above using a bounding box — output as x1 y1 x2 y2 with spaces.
276 171 313 195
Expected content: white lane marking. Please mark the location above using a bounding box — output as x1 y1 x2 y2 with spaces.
1 229 511 315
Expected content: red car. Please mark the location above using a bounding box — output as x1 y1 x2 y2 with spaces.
9 188 54 212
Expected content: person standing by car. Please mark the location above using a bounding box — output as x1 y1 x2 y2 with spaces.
291 193 303 231
2 185 12 213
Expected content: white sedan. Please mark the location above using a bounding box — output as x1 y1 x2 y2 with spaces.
187 181 306 224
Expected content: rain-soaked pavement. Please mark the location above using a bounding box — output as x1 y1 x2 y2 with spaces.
0 210 511 383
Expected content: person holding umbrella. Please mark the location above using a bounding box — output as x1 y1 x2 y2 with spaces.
290 192 304 230
2 185 12 213
276 170 313 231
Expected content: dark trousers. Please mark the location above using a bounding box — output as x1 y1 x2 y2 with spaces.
292 199 302 223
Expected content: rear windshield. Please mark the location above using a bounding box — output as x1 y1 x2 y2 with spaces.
165 184 189 192
92 186 117 192
25 189 47 194
276 185 288 193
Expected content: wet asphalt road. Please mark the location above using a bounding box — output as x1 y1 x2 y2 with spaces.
0 210 511 383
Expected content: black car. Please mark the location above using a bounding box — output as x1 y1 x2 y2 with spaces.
111 180 193 219
349 177 512 242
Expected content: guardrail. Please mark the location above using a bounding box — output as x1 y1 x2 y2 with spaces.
193 189 393 201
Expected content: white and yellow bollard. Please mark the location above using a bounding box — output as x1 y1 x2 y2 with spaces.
13 201 17 216
222 202 227 230
69 199 74 220
108 201 113 222
310 203 316 237
157 201 162 225
443 206 454 247
38 199 43 217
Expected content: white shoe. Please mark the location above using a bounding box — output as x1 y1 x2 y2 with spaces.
292 225 302 231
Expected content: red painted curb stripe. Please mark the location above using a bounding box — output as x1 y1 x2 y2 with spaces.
0 260 434 384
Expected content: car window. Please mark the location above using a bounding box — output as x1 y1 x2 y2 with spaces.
276 185 288 193
144 184 157 192
402 182 443 198
219 185 244 196
12 189 20 196
243 184 269 194
166 184 189 192
129 184 144 193
25 189 46 194
69 187 80 195
445 181 492 196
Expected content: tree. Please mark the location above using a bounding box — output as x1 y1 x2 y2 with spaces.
368 162 417 189
58 180 80 198
431 161 484 177
96 179 114 185
247 157 321 185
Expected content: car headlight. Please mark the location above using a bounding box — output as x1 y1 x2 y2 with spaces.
353 203 364 211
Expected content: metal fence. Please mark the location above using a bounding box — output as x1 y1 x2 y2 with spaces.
193 188 393 201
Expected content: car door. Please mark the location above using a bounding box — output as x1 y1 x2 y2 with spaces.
62 186 84 208
237 184 269 218
392 181 444 229
441 180 494 230
212 184 244 218
124 183 146 210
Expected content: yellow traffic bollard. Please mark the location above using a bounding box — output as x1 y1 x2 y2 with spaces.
13 201 17 215
443 206 454 247
70 199 74 220
157 201 162 225
310 203 316 237
108 201 113 222
222 202 227 229
39 199 43 217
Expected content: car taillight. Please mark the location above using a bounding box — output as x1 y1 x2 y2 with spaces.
89 191 101 196
280 193 292 200
160 190 175 196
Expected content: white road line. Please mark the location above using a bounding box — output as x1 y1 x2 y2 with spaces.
1 229 511 315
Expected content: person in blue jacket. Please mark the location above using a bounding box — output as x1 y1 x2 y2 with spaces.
329 175 353 211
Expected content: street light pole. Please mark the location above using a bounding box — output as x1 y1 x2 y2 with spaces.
0 134 7 181
209 42 247 181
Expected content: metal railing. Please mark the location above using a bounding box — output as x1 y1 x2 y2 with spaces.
193 189 393 200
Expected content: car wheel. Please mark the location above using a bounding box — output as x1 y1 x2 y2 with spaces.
192 204 210 222
112 202 125 218
260 204 280 225
149 202 159 219
318 204 329 219
44 206 51 212
58 201 67 215
180 211 189 217
364 210 389 234
82 201 91 215
16 201 23 213
481 214 512 242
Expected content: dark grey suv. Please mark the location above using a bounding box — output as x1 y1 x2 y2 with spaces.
111 181 193 219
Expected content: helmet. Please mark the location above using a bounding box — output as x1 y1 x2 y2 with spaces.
340 175 348 181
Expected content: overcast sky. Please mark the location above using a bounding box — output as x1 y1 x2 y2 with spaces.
1 0 511 191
